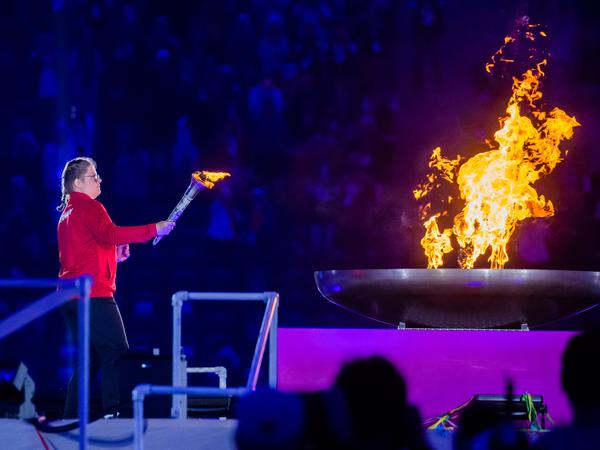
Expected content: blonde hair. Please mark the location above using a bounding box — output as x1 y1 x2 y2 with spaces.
56 157 97 212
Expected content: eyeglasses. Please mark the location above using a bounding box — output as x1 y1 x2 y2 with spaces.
82 173 101 182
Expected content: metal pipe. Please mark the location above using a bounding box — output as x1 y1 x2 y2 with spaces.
0 278 76 289
133 385 247 450
171 291 187 418
0 276 92 449
0 288 78 340
268 294 279 388
138 385 246 397
133 386 146 450
246 293 279 390
187 366 228 388
187 292 268 301
77 275 92 450
169 290 279 418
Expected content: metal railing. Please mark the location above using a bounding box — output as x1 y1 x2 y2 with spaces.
171 291 279 419
0 276 92 450
133 385 248 450
187 366 227 389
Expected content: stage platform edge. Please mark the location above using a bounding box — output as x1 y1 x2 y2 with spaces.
1 418 458 450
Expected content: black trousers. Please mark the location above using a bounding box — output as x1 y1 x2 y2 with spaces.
62 297 129 418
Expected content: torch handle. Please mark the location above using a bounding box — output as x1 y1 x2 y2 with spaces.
153 183 205 246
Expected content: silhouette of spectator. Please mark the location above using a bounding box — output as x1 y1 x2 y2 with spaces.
532 332 600 450
455 400 504 450
333 356 430 450
235 390 305 450
455 400 529 450
235 357 429 450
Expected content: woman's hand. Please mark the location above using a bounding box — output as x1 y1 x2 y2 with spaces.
116 244 130 263
156 220 176 237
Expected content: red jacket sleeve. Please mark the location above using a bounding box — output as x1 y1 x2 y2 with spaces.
84 200 157 245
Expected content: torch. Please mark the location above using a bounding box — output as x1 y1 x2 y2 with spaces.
153 171 230 245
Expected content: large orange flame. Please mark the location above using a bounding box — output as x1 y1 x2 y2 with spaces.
414 26 580 269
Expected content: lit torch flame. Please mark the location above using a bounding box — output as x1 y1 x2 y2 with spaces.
414 26 580 269
193 171 231 189
153 171 231 246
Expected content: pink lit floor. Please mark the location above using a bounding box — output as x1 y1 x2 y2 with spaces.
277 328 576 425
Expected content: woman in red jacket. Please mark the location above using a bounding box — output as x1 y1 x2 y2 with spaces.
57 157 175 418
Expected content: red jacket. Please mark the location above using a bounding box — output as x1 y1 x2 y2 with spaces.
58 192 157 297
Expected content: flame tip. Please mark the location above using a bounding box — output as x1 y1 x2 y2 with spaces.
192 170 231 188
